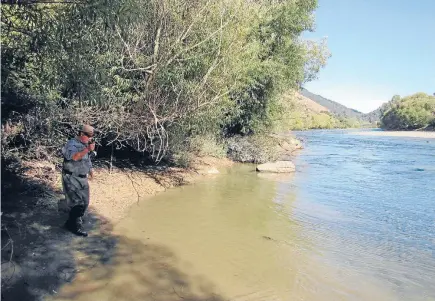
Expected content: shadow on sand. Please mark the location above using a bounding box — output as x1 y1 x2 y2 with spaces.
1 159 225 301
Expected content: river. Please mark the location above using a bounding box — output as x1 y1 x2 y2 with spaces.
52 129 435 301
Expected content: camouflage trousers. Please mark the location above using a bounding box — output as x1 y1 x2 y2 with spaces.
62 173 89 230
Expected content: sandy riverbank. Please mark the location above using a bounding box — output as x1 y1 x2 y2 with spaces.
353 130 435 139
7 156 234 224
0 156 234 300
1 132 302 300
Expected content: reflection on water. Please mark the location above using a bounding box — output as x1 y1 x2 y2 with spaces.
51 130 435 301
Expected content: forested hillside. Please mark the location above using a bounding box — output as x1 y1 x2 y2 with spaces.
1 0 329 165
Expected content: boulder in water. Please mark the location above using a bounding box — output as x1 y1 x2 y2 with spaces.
256 161 296 173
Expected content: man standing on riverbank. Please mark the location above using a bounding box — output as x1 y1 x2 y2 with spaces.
61 124 95 237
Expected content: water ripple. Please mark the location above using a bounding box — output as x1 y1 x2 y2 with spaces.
293 129 435 299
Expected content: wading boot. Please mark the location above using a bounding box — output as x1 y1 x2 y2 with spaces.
74 227 88 237
64 219 88 237
64 211 88 237
74 216 88 237
64 220 88 237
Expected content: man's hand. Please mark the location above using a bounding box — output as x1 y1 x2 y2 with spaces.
72 147 89 161
88 143 96 152
89 169 95 180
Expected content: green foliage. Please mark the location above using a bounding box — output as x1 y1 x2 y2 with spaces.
271 92 361 131
1 0 329 165
287 112 361 130
227 135 282 164
168 134 226 167
185 135 227 159
221 0 330 136
363 95 403 125
381 93 435 130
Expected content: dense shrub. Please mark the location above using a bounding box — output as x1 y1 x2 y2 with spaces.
227 135 282 164
1 0 329 165
168 134 227 167
381 93 435 130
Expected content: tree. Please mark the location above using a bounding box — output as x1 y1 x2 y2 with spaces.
381 93 435 130
1 0 329 163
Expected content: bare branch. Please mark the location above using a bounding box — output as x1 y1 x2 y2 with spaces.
165 19 231 67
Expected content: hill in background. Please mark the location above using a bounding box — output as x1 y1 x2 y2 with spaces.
293 91 330 113
363 107 383 124
300 88 379 125
278 91 361 130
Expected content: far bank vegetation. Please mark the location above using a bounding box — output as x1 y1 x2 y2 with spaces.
380 93 435 131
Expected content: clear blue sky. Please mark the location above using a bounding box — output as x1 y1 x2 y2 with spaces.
303 0 435 113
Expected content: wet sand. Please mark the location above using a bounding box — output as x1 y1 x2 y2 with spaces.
354 130 435 139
